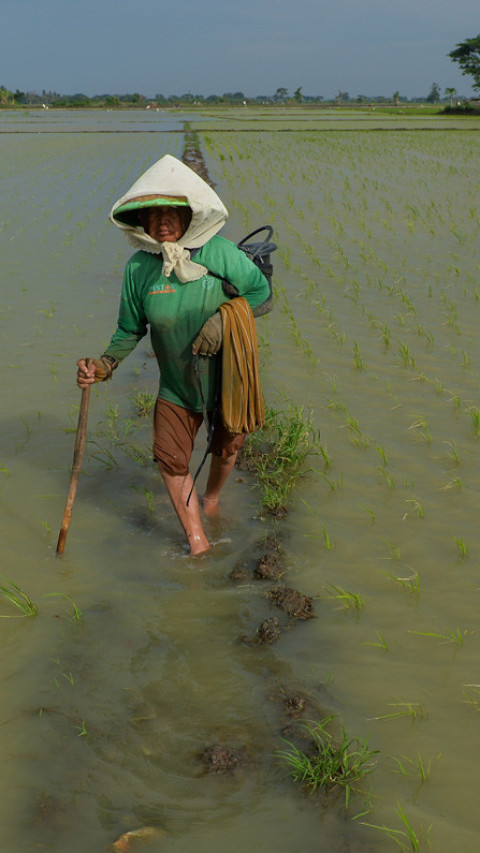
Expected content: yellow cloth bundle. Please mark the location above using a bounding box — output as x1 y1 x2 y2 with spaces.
218 297 265 434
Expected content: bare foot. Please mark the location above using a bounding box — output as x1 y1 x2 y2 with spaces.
201 495 219 517
188 533 211 556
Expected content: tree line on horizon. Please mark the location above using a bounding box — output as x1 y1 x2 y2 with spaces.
2 35 480 111
0 84 472 108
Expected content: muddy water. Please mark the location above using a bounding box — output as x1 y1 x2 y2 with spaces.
2 111 480 851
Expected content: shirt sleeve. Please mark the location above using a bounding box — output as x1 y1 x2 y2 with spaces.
103 259 148 362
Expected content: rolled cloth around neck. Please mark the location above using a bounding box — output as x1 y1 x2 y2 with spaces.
109 155 229 282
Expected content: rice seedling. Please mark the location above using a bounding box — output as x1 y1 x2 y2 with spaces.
364 631 389 651
87 440 120 471
277 717 378 810
321 472 344 490
467 406 480 437
321 523 332 549
343 415 369 449
353 341 365 370
362 802 429 852
378 467 395 489
453 536 469 558
76 720 88 737
408 418 431 444
44 593 83 621
441 476 462 490
376 444 388 465
384 571 421 595
404 499 424 518
318 441 331 469
325 584 365 611
132 484 155 513
391 751 441 783
408 628 466 646
444 439 460 463
369 701 425 721
0 579 38 618
384 541 401 561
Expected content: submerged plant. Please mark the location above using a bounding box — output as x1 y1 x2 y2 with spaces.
325 583 365 611
362 802 430 851
370 701 425 721
409 628 466 646
44 593 83 621
0 579 38 618
391 751 441 783
277 717 378 810
368 631 389 651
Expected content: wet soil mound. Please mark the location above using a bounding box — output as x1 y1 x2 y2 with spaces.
268 586 315 620
200 744 246 775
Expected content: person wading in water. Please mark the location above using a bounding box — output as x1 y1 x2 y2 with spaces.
77 155 270 555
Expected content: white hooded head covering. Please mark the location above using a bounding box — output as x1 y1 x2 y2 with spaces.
109 154 228 282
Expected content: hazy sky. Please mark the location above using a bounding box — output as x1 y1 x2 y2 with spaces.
2 0 478 99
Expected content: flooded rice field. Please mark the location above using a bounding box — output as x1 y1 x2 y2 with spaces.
2 109 480 851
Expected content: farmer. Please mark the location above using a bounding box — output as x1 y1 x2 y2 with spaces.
77 155 270 556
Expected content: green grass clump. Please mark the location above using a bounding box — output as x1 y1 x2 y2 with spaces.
239 403 320 515
132 388 156 418
277 716 378 810
0 579 38 617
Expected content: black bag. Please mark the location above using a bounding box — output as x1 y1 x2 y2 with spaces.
222 226 276 316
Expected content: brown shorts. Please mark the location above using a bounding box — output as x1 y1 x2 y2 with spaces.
153 398 246 476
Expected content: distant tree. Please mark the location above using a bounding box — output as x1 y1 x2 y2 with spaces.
293 86 303 103
449 35 480 91
274 87 288 102
426 82 441 103
0 85 14 105
444 86 457 107
392 90 400 105
25 91 43 105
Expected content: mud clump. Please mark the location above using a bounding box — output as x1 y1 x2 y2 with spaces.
242 616 282 646
255 551 281 581
283 693 308 718
229 563 250 582
268 586 315 620
200 744 246 775
256 616 282 645
230 534 286 583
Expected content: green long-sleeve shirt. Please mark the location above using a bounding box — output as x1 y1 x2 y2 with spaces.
104 235 270 411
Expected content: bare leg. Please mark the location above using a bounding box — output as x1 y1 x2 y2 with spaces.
202 452 238 516
160 470 210 556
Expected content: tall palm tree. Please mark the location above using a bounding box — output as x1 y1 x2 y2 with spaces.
445 87 457 107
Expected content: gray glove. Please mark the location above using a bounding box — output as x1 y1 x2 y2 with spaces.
192 312 223 356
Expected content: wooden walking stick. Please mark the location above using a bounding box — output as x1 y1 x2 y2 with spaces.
56 385 91 555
